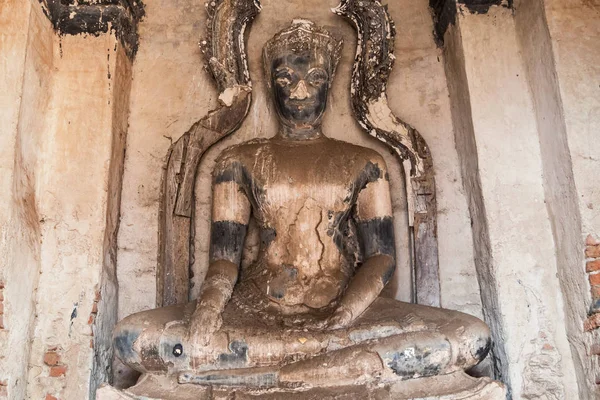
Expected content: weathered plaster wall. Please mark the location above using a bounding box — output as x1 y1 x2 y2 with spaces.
0 1 53 398
542 0 600 394
0 1 133 398
514 0 592 396
117 0 483 326
25 32 132 400
443 3 581 398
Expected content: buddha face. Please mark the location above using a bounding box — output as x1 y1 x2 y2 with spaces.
270 51 331 128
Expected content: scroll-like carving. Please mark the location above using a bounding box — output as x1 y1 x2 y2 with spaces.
158 0 261 307
334 0 441 306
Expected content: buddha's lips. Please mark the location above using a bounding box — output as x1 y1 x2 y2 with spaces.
287 100 316 109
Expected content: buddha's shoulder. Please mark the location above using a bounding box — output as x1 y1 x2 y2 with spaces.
325 139 388 167
215 138 272 164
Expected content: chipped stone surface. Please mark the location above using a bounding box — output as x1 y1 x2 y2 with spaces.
97 371 506 399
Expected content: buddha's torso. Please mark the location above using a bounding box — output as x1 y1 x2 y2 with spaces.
215 136 384 315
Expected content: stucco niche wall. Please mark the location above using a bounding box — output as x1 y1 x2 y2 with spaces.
116 0 483 327
0 1 133 398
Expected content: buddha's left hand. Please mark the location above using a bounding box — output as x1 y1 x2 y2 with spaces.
187 306 223 346
326 307 353 330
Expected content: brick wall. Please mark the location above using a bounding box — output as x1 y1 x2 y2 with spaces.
585 235 600 332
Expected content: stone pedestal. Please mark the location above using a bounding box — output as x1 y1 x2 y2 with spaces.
97 372 505 400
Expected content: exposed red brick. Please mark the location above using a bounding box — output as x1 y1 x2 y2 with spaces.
91 302 98 314
0 303 3 315
43 352 60 366
94 290 101 302
590 273 600 286
584 313 600 332
0 315 4 329
591 286 600 299
588 260 600 273
587 234 600 246
587 245 600 258
90 339 94 349
45 394 58 400
0 289 4 301
87 315 94 325
590 344 600 355
49 365 67 377
0 281 4 289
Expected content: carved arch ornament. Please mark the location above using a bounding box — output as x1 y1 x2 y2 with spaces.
158 0 441 308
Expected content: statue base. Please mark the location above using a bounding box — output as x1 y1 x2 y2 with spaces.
97 371 506 400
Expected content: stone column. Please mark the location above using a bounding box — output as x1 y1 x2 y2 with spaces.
0 1 137 399
438 1 584 397
0 2 55 398
539 0 600 395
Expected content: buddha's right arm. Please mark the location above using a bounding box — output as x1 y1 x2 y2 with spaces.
190 161 251 333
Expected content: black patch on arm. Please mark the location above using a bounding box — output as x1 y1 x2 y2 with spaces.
345 161 383 203
357 217 396 259
213 160 263 212
210 221 248 265
214 161 249 186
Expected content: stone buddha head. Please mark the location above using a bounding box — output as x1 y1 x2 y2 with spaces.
263 20 343 130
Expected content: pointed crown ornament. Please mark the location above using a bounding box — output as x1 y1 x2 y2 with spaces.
263 19 344 83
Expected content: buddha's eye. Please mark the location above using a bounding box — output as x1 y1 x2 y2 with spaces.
276 76 292 86
306 69 328 87
274 70 294 87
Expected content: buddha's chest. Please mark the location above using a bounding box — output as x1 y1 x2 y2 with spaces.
245 146 361 214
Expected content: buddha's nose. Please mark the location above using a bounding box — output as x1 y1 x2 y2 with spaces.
290 80 310 100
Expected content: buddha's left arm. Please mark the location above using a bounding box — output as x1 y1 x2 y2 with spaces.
329 157 396 329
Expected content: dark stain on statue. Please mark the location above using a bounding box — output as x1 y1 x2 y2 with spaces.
344 161 383 203
114 329 140 361
328 211 361 271
472 336 492 361
381 261 396 286
383 343 449 378
218 340 249 367
260 227 277 248
214 160 265 210
210 221 247 265
269 265 298 300
357 217 396 259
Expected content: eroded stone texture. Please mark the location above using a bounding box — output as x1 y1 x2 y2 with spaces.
97 371 506 399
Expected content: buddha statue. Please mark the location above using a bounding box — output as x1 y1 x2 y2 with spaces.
113 19 492 393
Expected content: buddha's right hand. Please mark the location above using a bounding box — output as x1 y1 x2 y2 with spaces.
187 305 223 346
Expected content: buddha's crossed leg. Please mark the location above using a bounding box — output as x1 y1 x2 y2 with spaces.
114 297 490 388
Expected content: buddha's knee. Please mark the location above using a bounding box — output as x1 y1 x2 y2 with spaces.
113 305 191 374
455 316 492 369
